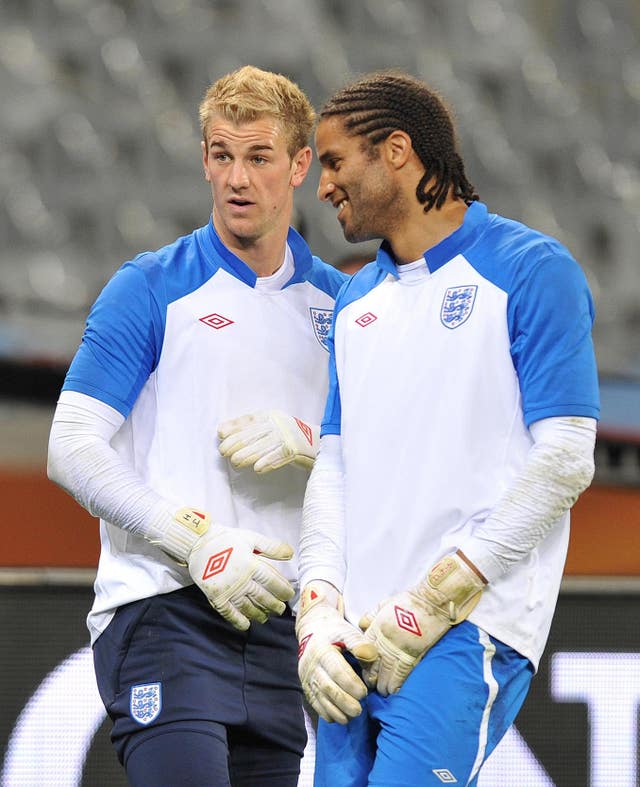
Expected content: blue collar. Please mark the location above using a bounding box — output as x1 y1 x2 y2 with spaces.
375 201 488 277
201 216 313 287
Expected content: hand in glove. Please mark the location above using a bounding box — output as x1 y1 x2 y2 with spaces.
151 507 295 631
296 580 377 724
359 552 486 696
218 410 319 473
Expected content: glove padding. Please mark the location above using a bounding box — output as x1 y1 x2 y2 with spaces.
296 581 378 725
153 508 295 631
218 410 319 473
359 553 486 696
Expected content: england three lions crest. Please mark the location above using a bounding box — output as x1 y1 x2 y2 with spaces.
310 307 334 351
440 285 478 329
130 682 162 725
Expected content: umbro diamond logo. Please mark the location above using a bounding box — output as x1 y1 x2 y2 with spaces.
294 417 313 446
199 313 234 330
202 547 233 580
394 605 422 636
433 769 457 783
355 312 377 327
298 633 312 659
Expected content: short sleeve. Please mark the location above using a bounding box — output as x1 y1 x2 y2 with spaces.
509 254 600 426
62 262 165 417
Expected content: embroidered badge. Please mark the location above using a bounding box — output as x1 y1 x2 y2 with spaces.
309 307 333 351
440 285 477 329
130 683 162 726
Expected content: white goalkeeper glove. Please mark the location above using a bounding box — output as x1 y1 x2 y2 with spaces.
296 580 378 725
150 507 295 631
359 552 486 696
218 410 319 474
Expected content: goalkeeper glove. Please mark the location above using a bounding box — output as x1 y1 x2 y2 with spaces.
218 410 319 473
359 552 486 696
296 580 377 725
150 507 295 631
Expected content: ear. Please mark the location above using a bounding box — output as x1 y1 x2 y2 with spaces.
201 140 211 182
384 130 412 170
290 146 312 188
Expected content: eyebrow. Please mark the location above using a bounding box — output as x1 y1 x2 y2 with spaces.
208 140 274 153
317 150 339 165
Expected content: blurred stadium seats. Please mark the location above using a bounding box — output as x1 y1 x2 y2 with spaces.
0 7 639 784
1 0 639 375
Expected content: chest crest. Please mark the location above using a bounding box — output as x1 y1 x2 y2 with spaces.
309 307 334 351
440 285 478 329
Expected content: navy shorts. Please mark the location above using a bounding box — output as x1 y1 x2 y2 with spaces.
93 585 306 783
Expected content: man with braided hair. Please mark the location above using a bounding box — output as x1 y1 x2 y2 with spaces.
47 65 347 786
295 70 599 786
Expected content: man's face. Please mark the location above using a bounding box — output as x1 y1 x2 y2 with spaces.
315 116 401 244
202 114 309 250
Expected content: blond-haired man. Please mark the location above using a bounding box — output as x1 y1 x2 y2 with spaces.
48 66 347 786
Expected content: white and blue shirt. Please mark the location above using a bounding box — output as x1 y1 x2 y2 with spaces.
322 201 599 667
63 218 346 640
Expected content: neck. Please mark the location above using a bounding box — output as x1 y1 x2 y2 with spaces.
390 198 467 264
213 215 289 277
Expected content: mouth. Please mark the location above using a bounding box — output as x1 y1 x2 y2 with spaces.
228 197 254 210
335 198 348 219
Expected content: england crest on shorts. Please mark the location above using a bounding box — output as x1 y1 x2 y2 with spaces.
309 307 334 351
130 682 162 725
440 285 477 329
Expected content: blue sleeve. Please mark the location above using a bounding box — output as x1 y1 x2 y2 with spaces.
62 261 165 417
509 253 600 426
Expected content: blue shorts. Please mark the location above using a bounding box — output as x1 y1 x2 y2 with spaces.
93 584 306 786
315 621 533 787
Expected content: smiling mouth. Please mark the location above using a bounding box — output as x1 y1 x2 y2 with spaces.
336 199 348 218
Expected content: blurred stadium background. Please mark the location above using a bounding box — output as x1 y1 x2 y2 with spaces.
0 1 638 785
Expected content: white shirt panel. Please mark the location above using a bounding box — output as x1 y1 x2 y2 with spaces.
335 255 566 666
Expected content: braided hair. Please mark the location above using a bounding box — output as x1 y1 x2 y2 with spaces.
320 71 479 212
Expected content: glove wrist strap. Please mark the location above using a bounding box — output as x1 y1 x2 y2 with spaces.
298 579 344 618
149 507 211 565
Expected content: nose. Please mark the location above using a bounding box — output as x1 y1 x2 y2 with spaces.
229 160 250 189
317 171 335 202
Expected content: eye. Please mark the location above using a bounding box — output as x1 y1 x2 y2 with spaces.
213 152 230 163
252 155 268 165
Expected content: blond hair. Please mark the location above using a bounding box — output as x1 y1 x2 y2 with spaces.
199 65 316 157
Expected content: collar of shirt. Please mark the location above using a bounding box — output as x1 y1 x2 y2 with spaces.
375 201 489 278
200 217 313 288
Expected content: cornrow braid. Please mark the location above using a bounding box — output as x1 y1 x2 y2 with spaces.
320 71 479 212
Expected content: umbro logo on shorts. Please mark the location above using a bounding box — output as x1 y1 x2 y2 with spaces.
199 312 234 330
433 768 458 782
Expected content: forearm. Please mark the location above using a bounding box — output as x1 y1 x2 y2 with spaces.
47 391 185 552
298 433 347 591
457 416 597 582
